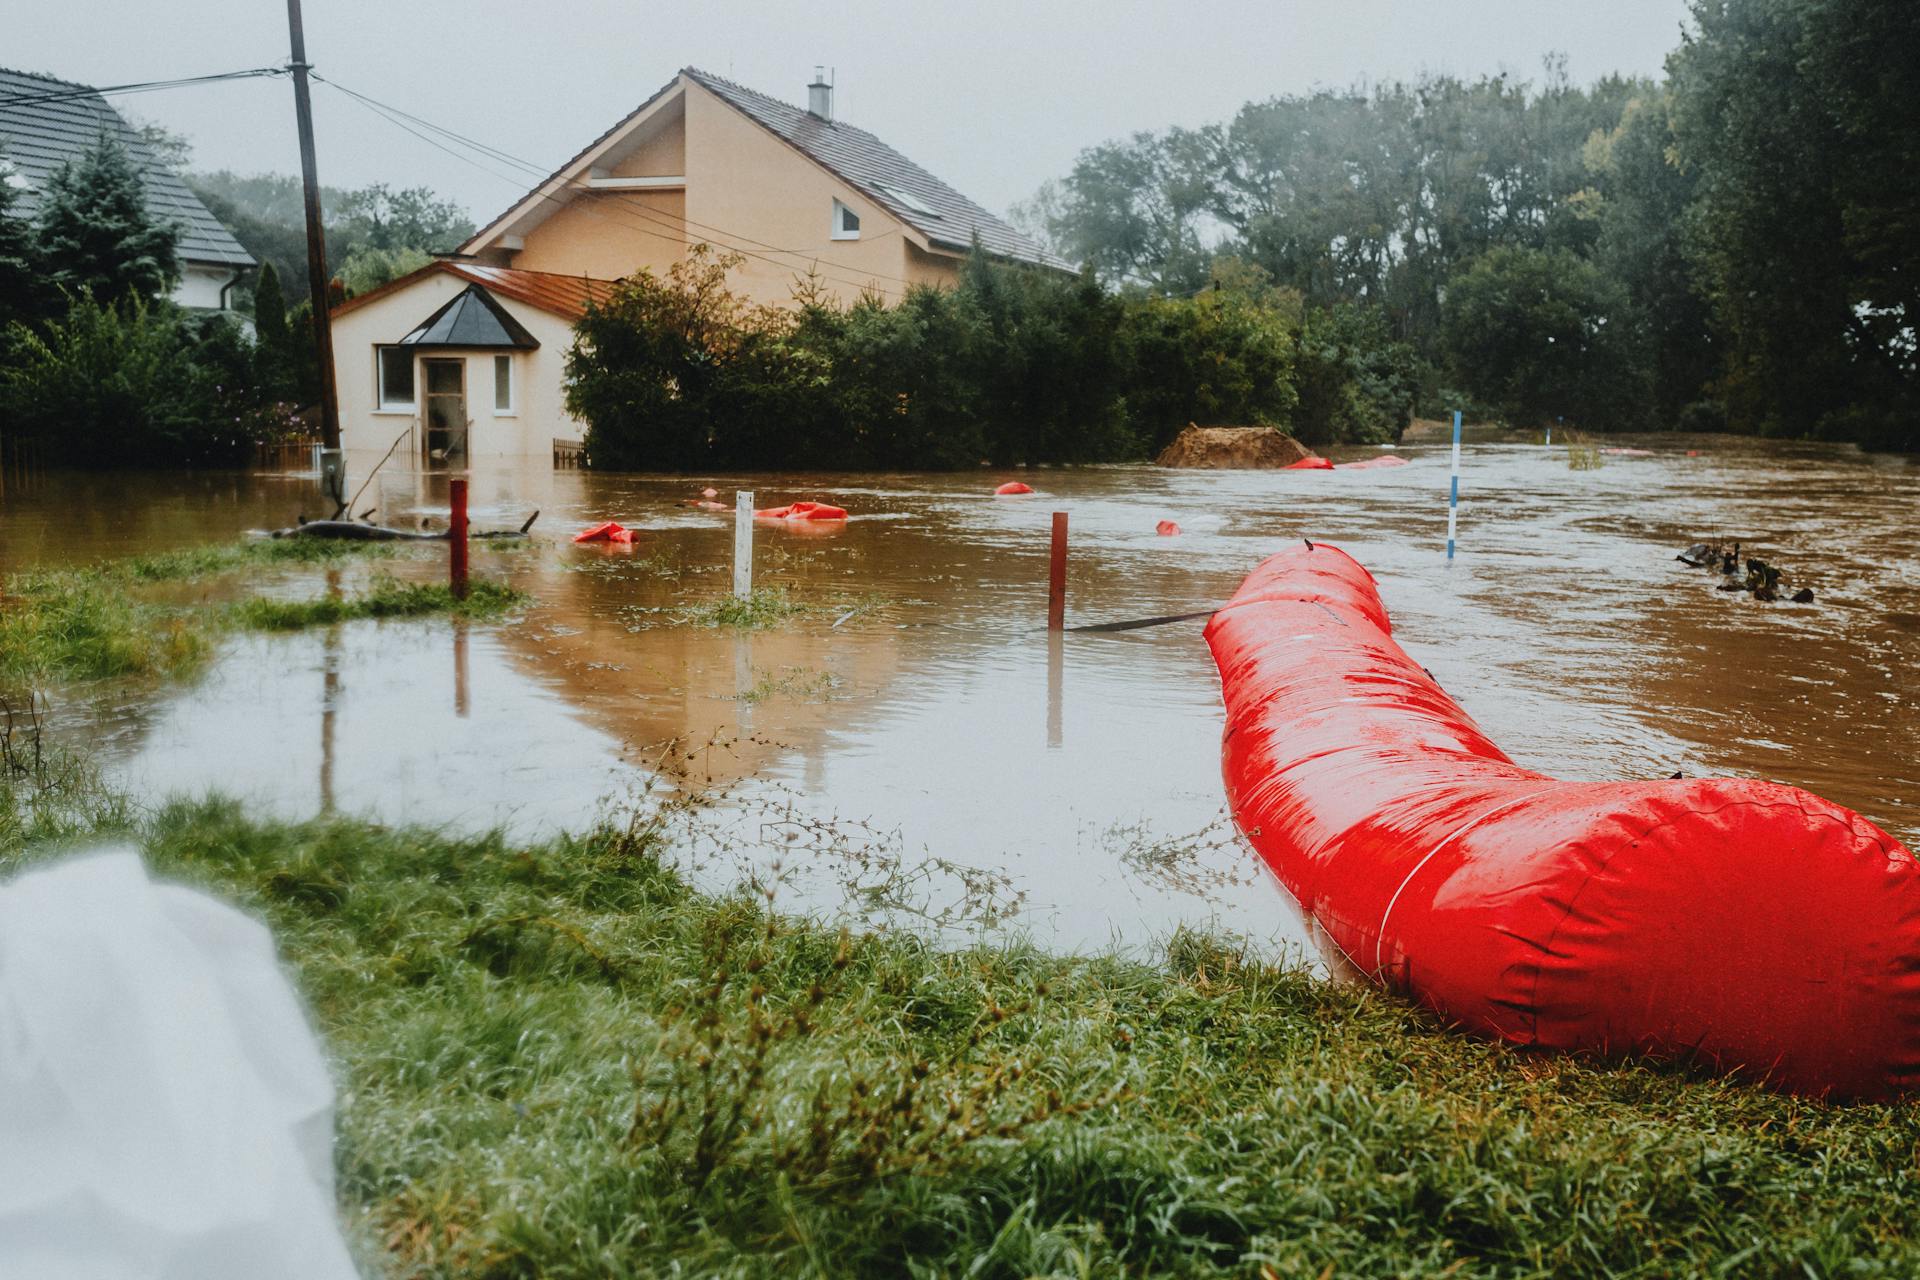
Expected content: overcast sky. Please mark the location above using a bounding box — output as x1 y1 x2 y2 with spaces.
3 0 1693 224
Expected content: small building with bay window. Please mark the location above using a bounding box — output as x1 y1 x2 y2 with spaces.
329 261 609 463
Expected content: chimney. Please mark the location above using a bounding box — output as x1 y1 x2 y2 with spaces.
807 66 834 122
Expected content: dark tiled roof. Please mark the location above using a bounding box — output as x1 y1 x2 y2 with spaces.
681 68 1072 272
331 261 613 322
398 283 539 349
0 67 253 269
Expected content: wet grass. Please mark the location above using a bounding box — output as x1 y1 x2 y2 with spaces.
0 540 521 687
230 577 526 631
6 769 1920 1277
681 587 880 630
118 536 405 581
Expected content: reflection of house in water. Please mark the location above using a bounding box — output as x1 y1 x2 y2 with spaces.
496 528 910 791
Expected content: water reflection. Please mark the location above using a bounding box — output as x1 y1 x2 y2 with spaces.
7 433 1916 956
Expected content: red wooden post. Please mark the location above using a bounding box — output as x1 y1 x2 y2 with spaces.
449 477 469 601
1047 511 1067 631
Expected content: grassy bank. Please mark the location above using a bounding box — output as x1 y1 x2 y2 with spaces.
4 771 1919 1278
1 539 524 686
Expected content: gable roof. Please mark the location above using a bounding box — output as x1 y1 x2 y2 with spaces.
679 69 1073 272
461 68 1072 274
330 260 613 322
398 283 540 349
0 67 253 269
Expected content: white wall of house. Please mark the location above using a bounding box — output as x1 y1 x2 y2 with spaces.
174 262 241 311
331 273 585 462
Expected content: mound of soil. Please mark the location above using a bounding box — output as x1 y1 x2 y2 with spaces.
1154 425 1315 470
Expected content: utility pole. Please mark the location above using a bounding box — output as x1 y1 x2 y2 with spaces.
286 0 346 514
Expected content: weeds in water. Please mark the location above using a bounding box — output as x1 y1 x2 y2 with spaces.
0 567 209 683
679 587 879 630
230 576 526 631
119 536 401 581
1564 429 1605 471
2 542 527 685
733 665 842 704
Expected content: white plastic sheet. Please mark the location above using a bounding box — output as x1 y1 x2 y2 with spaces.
0 849 358 1279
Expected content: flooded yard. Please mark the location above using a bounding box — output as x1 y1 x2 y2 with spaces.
5 432 1916 956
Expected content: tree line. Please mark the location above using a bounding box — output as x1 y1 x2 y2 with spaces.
1016 0 1916 449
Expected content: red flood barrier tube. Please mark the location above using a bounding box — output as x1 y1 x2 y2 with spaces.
754 501 848 522
1283 456 1335 470
1156 520 1182 537
994 481 1034 495
1206 542 1920 1099
573 521 633 544
1340 455 1410 470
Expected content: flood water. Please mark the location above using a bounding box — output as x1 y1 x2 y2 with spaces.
4 432 1916 957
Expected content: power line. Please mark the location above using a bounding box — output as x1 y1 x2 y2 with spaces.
0 67 288 110
314 74 928 298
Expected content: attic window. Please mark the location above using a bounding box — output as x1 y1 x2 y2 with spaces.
831 199 860 241
871 182 940 219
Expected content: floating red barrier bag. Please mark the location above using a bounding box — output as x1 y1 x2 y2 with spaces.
754 501 848 522
1156 520 1182 536
573 521 633 544
1206 542 1920 1098
994 481 1034 495
1340 455 1409 470
1283 456 1335 470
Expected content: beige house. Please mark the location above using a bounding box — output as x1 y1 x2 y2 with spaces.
329 66 1067 463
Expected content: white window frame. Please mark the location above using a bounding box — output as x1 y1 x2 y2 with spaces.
492 354 516 416
375 346 416 413
831 198 861 241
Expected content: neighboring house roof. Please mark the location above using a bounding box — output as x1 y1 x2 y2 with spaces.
462 68 1073 274
0 67 254 269
398 283 540 349
331 260 613 323
679 68 1073 272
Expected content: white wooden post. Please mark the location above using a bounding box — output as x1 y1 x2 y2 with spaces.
733 490 754 599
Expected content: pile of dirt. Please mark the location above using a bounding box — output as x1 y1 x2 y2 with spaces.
1154 425 1315 470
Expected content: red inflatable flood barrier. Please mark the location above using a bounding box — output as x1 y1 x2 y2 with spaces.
1340 455 1410 470
1283 456 1335 470
573 521 634 544
1206 542 1920 1098
754 500 848 522
994 481 1035 495
1156 520 1182 537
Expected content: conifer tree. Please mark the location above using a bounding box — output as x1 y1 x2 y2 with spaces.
251 260 290 395
34 130 180 303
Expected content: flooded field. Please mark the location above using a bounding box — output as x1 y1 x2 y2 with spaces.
4 432 1916 956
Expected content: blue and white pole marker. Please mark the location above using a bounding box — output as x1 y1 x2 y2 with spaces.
1446 409 1462 561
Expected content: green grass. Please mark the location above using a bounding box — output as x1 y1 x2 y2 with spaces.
117 536 403 581
230 576 526 631
0 567 211 684
680 586 877 630
5 771 1920 1278
1 540 523 687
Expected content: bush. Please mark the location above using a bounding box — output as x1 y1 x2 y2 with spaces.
0 295 272 467
568 245 1421 469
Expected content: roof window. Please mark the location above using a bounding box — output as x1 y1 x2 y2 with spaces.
871 182 940 219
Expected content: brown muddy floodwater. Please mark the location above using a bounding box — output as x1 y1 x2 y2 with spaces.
3 432 1916 958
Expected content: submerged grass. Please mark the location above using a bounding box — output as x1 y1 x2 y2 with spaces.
1 539 522 686
231 577 526 631
681 586 879 630
5 772 1920 1277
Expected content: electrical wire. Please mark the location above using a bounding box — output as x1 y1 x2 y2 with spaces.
0 67 288 109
